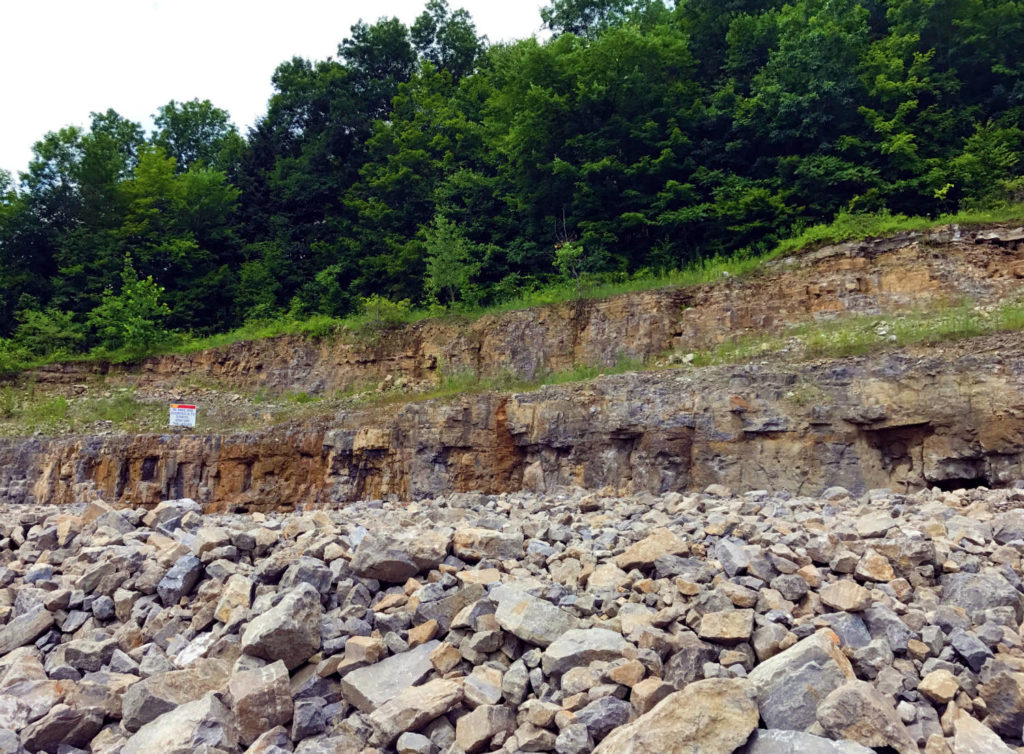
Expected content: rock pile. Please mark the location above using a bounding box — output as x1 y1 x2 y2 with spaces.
3 484 1024 753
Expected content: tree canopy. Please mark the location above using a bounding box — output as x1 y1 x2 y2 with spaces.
1 0 1022 358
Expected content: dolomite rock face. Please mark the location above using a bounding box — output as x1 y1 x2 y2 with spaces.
5 335 1024 510
3 229 1024 510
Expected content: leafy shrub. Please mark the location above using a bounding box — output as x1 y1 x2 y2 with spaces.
358 295 413 329
87 255 172 355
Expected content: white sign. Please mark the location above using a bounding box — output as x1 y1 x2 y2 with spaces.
169 404 197 428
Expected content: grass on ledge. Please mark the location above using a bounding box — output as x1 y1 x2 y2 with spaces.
7 295 1024 438
690 298 1024 367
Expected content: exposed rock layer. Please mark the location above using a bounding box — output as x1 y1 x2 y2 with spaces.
3 335 1024 509
25 227 1024 395
3 227 1024 510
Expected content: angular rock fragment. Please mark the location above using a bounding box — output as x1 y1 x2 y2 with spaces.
455 704 517 754
121 658 231 732
157 554 203 606
594 678 758 754
228 660 293 745
241 582 322 670
542 628 629 675
0 606 53 655
740 729 874 753
492 585 579 647
341 639 440 712
699 609 755 642
19 704 103 754
453 527 524 561
615 528 688 570
368 677 464 746
746 630 855 731
819 581 871 612
121 693 238 754
816 680 917 754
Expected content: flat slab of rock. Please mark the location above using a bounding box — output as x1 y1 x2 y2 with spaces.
594 678 758 753
453 528 524 561
542 628 629 675
369 677 463 746
0 606 53 655
122 693 238 754
855 512 895 538
615 528 688 570
741 729 874 753
121 658 231 732
492 585 580 647
340 640 441 713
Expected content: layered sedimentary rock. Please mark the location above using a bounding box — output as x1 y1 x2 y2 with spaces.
26 227 1024 396
3 333 1024 509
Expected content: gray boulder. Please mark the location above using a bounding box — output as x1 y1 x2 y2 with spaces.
747 630 855 731
241 582 323 670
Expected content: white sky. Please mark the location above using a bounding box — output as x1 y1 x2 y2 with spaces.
0 0 546 179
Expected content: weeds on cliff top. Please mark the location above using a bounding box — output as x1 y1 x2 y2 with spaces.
775 203 1024 256
165 202 1021 359
691 298 1024 367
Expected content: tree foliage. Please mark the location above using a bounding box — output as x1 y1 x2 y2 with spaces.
1 0 1023 359
87 255 172 353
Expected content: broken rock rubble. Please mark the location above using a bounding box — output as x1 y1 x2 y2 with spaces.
1 483 1024 752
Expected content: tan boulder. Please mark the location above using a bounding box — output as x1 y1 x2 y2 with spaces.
227 660 293 746
594 678 758 753
615 528 688 570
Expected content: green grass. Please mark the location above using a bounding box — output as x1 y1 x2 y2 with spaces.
689 298 1024 367
774 204 1024 256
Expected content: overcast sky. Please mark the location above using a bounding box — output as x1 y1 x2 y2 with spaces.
1 0 546 179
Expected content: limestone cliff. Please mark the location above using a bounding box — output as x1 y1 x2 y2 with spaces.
3 225 1024 509
29 225 1024 395
3 332 1024 509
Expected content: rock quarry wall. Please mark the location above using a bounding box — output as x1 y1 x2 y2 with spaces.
2 225 1024 510
27 226 1024 395
4 338 1024 510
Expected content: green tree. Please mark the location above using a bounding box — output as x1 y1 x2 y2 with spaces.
87 254 172 353
344 62 478 303
152 99 245 173
423 214 482 306
412 0 484 79
540 0 641 37
119 147 240 332
553 240 586 298
948 123 1024 208
13 307 85 357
